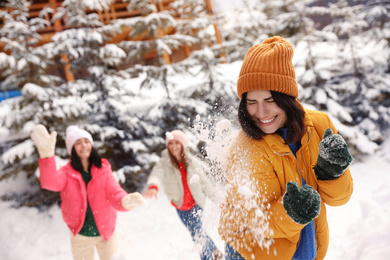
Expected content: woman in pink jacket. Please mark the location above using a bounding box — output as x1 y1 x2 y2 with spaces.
31 124 145 260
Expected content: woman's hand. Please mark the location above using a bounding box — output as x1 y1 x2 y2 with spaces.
283 181 321 225
121 192 146 210
30 124 57 158
314 128 353 180
143 188 158 200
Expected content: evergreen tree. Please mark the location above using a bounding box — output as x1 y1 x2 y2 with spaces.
169 0 225 89
117 0 179 97
0 0 141 206
0 0 62 89
0 0 65 206
37 0 167 195
0 0 231 207
322 0 368 75
297 0 390 155
215 0 269 61
216 0 390 155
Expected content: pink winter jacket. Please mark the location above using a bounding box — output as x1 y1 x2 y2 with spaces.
38 156 128 240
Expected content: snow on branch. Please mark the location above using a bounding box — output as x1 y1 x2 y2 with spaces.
99 44 126 66
82 0 112 11
0 53 16 70
326 99 353 123
22 83 50 101
1 139 35 165
122 140 147 153
155 39 172 55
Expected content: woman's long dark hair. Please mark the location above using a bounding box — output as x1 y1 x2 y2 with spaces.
70 147 102 172
238 91 305 143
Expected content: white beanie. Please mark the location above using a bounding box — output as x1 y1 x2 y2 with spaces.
165 130 188 150
66 125 94 155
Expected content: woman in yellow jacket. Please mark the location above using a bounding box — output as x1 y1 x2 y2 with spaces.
218 36 353 260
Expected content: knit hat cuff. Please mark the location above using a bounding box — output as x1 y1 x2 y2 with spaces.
237 72 298 98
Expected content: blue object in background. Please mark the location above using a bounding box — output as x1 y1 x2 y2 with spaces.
0 89 23 102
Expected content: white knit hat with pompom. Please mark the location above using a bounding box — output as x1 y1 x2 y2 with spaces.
65 125 93 155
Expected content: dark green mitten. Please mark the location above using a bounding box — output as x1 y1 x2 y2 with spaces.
314 128 353 180
283 181 321 225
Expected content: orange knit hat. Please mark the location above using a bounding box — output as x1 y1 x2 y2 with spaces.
237 36 298 98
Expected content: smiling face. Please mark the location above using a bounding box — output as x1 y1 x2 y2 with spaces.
167 139 183 161
73 138 92 160
246 89 287 134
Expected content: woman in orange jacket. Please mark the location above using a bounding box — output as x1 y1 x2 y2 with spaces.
218 36 353 260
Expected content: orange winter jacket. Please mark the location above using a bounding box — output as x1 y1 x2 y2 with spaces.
218 109 353 260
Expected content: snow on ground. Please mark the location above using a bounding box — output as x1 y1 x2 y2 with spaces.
0 178 223 260
326 144 390 259
1 139 390 260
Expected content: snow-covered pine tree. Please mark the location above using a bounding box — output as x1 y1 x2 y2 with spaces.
45 0 168 194
165 0 239 165
0 0 144 206
0 0 62 89
215 0 269 61
113 0 236 171
115 0 178 98
322 0 368 76
1 0 231 207
216 0 325 62
215 0 390 156
0 0 68 206
262 0 330 86
297 0 390 155
169 0 225 88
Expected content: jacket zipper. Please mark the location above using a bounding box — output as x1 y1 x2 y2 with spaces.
275 130 320 251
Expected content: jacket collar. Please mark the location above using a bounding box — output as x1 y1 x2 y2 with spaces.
64 158 110 179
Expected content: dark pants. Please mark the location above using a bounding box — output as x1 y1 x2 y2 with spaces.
176 204 217 260
224 243 245 260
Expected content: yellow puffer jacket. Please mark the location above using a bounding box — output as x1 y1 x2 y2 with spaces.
219 109 353 260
